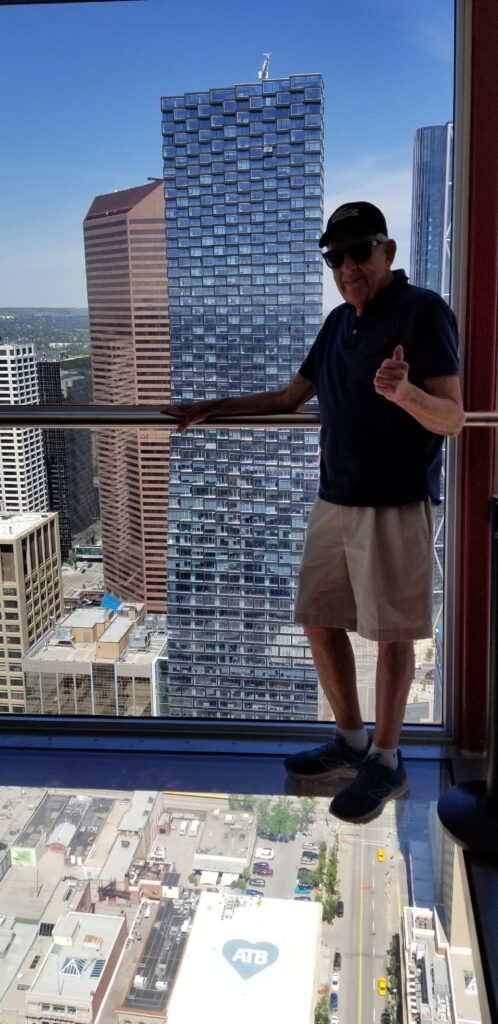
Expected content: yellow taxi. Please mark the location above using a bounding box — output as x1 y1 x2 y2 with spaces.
378 976 388 997
377 848 385 862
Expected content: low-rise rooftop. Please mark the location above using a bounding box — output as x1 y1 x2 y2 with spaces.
167 891 322 1024
0 511 57 542
27 912 126 1002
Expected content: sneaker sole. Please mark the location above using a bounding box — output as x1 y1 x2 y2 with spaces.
330 776 410 824
285 764 359 782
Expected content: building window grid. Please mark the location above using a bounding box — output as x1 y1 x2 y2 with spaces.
162 76 323 720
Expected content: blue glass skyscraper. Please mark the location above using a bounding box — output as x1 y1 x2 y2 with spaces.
410 123 453 303
161 74 324 720
410 121 454 724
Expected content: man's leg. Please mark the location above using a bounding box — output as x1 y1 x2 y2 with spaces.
373 639 415 748
303 624 364 730
285 625 370 780
330 638 412 823
288 499 370 780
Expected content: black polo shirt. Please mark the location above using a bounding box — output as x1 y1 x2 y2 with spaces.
299 270 460 506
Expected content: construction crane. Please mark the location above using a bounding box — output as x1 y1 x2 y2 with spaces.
258 53 271 80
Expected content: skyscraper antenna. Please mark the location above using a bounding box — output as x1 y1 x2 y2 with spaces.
258 53 271 80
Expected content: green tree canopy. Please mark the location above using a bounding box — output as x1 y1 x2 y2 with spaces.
314 994 330 1024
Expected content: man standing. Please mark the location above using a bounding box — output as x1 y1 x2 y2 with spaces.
163 202 464 824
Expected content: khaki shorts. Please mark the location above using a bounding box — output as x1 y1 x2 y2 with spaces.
294 497 435 641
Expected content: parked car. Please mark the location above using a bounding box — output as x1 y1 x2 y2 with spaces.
255 847 274 860
377 847 385 862
333 951 342 970
245 889 264 898
252 863 273 875
330 1017 339 1024
249 877 265 887
257 828 271 839
331 972 340 991
301 851 319 862
294 895 312 901
378 977 387 996
294 884 312 894
336 900 344 917
303 841 318 850
329 992 338 1011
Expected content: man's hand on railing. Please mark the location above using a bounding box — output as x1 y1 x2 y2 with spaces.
161 400 219 433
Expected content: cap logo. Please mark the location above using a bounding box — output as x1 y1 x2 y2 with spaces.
332 207 359 222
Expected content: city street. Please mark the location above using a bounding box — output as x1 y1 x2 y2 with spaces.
307 802 409 1024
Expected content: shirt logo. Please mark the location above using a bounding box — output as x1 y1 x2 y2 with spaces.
223 939 279 980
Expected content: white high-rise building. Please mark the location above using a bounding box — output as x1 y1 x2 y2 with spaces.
0 344 48 513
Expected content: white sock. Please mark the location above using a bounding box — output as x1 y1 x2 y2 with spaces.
337 726 369 753
369 744 398 770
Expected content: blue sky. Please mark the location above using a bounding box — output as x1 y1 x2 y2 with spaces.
0 0 454 308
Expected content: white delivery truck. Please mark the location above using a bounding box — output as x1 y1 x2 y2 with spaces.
189 819 200 837
179 820 189 835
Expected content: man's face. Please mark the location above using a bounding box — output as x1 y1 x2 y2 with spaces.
329 235 397 314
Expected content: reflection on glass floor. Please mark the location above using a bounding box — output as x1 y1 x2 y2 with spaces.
0 767 481 1024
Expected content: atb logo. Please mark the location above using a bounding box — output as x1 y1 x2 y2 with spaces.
223 939 279 980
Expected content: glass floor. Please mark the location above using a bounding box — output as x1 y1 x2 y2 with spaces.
0 756 483 1024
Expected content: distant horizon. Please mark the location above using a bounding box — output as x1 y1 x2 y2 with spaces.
0 306 89 311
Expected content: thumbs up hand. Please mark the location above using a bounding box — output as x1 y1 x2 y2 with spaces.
374 345 410 402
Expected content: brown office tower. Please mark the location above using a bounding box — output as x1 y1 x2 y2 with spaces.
83 182 170 612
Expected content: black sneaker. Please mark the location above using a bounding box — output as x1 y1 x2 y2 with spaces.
284 732 370 781
330 750 409 824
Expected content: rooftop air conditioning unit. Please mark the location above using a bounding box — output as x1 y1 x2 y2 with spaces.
54 626 74 645
129 629 151 650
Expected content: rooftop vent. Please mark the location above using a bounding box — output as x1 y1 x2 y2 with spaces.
54 626 74 645
128 629 151 651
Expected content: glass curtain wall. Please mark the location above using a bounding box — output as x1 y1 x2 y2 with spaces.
162 77 324 721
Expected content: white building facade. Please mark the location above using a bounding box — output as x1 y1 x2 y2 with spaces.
0 344 48 513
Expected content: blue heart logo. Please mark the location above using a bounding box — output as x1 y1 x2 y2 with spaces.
222 939 279 980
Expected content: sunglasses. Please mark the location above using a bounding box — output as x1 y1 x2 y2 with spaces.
321 239 384 270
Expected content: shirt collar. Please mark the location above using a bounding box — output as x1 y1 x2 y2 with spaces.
348 269 408 320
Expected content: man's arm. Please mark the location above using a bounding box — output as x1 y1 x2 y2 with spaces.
374 345 465 436
161 374 316 433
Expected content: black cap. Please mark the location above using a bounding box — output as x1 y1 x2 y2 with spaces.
320 202 388 248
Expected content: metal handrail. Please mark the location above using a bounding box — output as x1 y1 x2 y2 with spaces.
0 404 496 428
0 405 320 428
